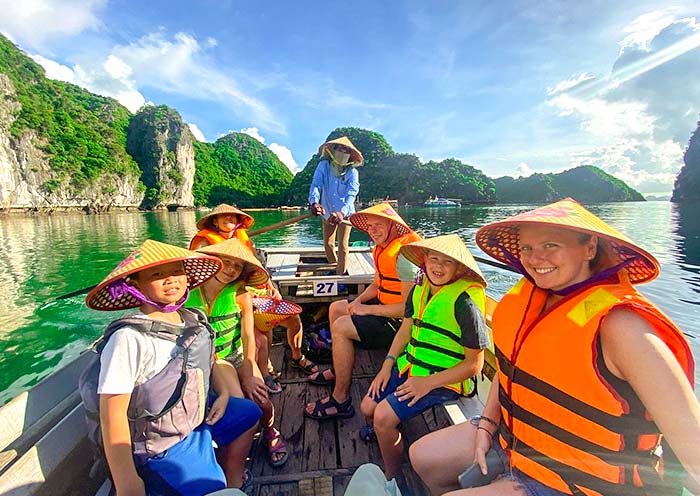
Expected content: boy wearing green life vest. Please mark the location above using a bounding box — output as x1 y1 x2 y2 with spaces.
187 238 289 468
360 234 490 482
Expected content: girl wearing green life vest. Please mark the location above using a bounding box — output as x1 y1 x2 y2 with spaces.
187 238 290 468
360 234 490 482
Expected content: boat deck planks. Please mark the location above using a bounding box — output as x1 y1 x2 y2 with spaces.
246 342 478 495
263 247 375 304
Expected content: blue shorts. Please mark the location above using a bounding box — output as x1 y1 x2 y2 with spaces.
492 442 567 496
138 395 261 496
369 365 459 422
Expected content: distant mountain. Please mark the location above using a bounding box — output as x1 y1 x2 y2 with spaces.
0 33 142 210
0 34 647 212
672 115 700 202
285 127 496 205
193 132 293 208
494 166 645 203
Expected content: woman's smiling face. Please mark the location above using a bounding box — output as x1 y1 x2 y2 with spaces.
518 225 597 291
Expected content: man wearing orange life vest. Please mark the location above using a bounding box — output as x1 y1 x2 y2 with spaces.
410 198 700 496
304 204 421 420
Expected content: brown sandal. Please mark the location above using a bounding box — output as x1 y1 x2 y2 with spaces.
290 354 319 375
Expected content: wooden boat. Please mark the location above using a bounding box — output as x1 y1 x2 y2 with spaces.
0 245 496 496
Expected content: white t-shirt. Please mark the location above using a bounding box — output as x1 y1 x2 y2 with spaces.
97 314 181 395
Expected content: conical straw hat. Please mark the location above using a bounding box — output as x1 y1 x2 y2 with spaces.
401 234 487 287
252 296 302 332
349 203 413 238
319 136 364 166
196 237 269 287
475 197 659 284
196 204 255 230
86 239 222 311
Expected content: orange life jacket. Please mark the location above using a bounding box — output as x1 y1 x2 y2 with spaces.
373 231 421 305
492 275 694 496
189 228 254 253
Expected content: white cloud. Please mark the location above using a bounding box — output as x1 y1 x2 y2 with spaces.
29 54 76 83
516 162 534 178
27 31 283 131
0 0 105 49
110 32 284 133
546 73 596 96
620 10 679 49
241 127 265 143
188 123 206 142
269 143 300 173
29 53 145 112
545 13 700 195
239 127 299 173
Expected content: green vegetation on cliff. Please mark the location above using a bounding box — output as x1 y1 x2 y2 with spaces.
0 34 140 192
285 127 496 205
127 105 190 208
672 115 700 202
193 132 293 207
494 166 644 203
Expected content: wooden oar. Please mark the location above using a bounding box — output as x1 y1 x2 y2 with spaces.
247 213 313 237
54 212 316 301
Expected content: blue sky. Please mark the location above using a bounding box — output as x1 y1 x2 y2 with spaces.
1 1 699 195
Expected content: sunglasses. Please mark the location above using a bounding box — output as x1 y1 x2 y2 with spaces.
332 145 351 153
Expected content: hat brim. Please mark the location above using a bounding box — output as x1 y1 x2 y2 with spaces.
196 239 270 287
475 220 659 284
86 255 222 311
252 296 302 331
400 236 487 287
319 137 364 166
196 205 255 231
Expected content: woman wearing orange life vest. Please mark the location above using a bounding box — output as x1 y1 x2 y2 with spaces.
409 198 700 496
189 203 255 251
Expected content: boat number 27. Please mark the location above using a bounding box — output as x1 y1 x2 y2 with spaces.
314 280 338 296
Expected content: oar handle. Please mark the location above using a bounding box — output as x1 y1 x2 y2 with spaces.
248 213 314 237
473 256 517 273
55 213 316 301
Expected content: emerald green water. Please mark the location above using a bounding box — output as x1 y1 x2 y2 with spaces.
1 202 699 405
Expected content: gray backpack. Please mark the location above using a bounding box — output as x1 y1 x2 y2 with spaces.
79 308 214 474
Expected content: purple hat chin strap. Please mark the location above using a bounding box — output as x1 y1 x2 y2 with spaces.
108 280 190 312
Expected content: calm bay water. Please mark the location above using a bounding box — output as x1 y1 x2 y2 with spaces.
0 201 699 405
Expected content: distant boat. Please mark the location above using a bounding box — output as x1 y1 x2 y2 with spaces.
424 197 461 207
368 198 399 208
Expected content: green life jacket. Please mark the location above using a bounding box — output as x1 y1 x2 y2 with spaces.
397 278 486 395
186 281 243 359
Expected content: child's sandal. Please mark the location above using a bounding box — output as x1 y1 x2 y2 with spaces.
263 375 282 394
304 395 355 420
359 423 377 443
290 355 319 375
263 428 289 467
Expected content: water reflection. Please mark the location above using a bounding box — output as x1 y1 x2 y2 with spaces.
672 202 700 302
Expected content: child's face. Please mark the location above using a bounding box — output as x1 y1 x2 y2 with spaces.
424 250 460 286
132 261 188 304
216 256 246 284
214 214 239 233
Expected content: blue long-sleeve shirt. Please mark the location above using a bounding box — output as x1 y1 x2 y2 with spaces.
308 159 360 220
